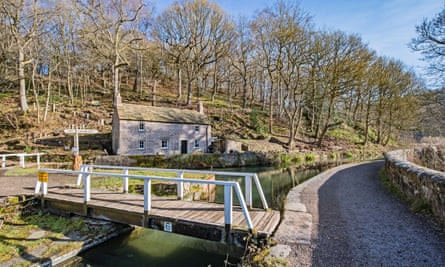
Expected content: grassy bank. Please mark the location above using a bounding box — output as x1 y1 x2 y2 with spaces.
0 196 130 266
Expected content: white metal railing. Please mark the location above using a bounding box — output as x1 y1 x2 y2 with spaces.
1 153 44 168
78 164 269 210
35 168 255 231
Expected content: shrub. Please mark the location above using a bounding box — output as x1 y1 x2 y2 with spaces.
305 154 315 162
343 151 354 159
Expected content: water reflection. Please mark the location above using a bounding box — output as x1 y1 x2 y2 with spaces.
71 228 241 267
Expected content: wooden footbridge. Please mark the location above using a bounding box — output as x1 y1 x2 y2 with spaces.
35 165 280 244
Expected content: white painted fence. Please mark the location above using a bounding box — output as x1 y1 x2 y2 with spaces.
77 164 269 210
35 168 256 231
1 153 44 168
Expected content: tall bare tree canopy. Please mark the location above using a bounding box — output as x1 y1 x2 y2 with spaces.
152 0 235 106
1 0 46 113
73 0 151 103
0 0 427 146
411 6 445 86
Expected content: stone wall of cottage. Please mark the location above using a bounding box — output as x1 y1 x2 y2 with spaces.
384 148 445 224
116 120 211 155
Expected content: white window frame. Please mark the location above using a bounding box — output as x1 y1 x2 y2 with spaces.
138 121 145 132
138 140 145 150
194 126 200 133
194 139 200 148
161 140 169 149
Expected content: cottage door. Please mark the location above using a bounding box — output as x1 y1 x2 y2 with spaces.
180 140 188 154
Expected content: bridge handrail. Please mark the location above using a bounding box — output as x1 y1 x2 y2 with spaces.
79 164 269 210
35 168 254 231
1 152 45 168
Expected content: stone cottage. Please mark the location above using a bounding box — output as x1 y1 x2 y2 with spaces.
112 103 212 155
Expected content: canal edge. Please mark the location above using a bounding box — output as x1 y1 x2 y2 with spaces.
270 162 364 266
32 224 134 267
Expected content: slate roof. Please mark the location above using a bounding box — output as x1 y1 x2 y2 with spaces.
116 103 211 125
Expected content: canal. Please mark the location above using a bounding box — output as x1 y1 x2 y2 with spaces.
67 164 332 266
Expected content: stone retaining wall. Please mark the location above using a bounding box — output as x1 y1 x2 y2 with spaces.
410 146 445 172
384 149 445 224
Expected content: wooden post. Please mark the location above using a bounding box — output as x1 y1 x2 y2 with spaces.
233 183 254 231
245 175 252 209
19 154 25 168
177 171 184 200
253 174 269 210
144 179 152 214
37 153 41 169
224 185 233 230
1 156 5 168
35 181 41 194
77 165 84 186
123 168 129 193
84 172 90 202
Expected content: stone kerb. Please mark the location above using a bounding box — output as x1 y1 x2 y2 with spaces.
384 149 445 224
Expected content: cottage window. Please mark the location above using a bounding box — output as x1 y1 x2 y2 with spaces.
195 126 200 132
139 121 145 131
139 140 145 149
194 139 200 148
161 140 169 149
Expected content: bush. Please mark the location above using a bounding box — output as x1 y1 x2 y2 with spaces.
292 154 303 164
305 154 315 162
249 109 268 135
343 151 354 159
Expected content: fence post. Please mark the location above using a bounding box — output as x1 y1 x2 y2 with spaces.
35 180 41 194
37 153 41 169
177 171 184 200
233 183 254 231
1 156 5 168
245 175 252 208
43 179 48 195
144 178 152 214
253 174 269 210
123 168 129 193
77 165 84 186
19 154 25 168
84 172 90 202
224 185 233 231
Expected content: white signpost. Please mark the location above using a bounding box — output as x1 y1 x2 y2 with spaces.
64 128 98 155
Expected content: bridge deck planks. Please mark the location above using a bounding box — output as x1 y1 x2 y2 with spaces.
42 188 280 236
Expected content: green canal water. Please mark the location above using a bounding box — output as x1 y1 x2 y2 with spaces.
67 164 333 266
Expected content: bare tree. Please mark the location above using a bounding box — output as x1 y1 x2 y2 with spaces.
1 0 46 113
230 16 253 108
73 0 150 104
153 0 235 106
411 7 445 86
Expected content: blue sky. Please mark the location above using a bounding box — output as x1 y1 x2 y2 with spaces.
153 0 445 84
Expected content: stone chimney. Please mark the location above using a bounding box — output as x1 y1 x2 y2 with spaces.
197 101 204 114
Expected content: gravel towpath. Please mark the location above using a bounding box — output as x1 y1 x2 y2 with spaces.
273 161 445 266
0 170 76 198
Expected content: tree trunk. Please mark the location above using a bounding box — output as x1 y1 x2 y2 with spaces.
363 94 371 145
212 60 218 102
186 79 193 106
177 68 182 100
152 80 157 106
43 71 52 122
31 63 40 124
242 78 247 109
317 95 335 147
18 48 28 113
67 65 74 104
